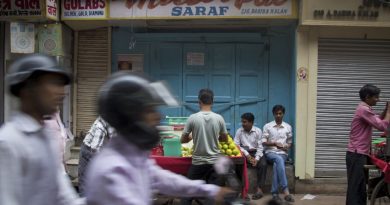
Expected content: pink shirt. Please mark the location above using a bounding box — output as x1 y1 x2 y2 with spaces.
348 102 389 155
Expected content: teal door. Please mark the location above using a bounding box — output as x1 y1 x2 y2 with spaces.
235 44 268 131
152 42 267 133
151 43 183 118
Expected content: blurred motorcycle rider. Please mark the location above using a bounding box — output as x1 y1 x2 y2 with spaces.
0 54 83 205
85 72 232 205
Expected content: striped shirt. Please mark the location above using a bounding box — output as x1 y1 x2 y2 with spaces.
83 117 114 151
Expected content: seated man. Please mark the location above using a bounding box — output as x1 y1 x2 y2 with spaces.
262 105 294 203
234 113 267 200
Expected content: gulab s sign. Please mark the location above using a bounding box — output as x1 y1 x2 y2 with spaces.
62 0 106 19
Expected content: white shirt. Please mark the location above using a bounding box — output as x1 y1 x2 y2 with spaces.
262 121 293 155
234 126 263 160
0 112 83 205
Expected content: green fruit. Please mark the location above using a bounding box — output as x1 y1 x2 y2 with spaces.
232 149 239 155
222 144 228 150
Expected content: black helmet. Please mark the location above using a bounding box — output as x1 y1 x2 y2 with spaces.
98 71 178 150
7 54 71 96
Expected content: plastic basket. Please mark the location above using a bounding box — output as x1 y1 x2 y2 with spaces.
166 116 188 125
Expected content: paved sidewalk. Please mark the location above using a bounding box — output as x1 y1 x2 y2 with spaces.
153 194 346 205
248 194 346 205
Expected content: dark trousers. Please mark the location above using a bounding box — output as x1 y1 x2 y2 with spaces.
78 143 96 197
346 151 369 205
180 164 223 205
246 150 267 190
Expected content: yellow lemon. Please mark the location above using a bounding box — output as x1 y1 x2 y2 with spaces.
229 143 236 150
226 149 232 156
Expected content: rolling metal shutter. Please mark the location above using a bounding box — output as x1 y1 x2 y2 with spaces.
315 39 390 177
75 28 110 137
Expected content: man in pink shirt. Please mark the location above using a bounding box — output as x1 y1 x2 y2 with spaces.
346 84 390 205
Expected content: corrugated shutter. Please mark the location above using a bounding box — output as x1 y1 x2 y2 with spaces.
75 28 109 137
315 39 390 177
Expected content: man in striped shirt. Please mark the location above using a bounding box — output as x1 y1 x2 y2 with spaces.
78 117 114 196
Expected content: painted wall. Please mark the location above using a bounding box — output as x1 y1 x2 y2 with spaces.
111 25 296 155
295 26 390 179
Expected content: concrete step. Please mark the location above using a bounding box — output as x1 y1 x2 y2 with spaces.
66 158 79 179
247 164 294 194
71 146 81 159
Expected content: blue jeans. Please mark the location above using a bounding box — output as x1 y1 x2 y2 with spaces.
265 152 288 194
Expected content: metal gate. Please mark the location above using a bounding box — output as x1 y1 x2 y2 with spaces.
315 39 390 177
75 28 110 137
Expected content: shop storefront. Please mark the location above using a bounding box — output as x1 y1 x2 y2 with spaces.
0 0 73 127
296 0 390 179
62 0 298 141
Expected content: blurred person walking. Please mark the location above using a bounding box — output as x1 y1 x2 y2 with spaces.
85 72 233 205
0 54 83 205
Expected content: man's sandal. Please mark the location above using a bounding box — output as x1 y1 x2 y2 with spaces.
251 192 264 200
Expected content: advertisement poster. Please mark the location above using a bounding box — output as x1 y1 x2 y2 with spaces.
62 0 107 19
0 0 42 18
38 24 63 56
10 22 35 53
46 0 58 20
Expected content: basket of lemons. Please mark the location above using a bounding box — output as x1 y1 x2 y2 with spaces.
219 134 241 157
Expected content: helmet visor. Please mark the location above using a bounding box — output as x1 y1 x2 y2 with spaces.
149 81 179 107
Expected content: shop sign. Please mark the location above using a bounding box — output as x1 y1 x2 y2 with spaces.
301 0 390 26
62 0 297 20
0 0 43 19
110 0 296 19
46 0 58 20
62 0 107 19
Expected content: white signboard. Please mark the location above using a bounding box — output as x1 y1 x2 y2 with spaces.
110 0 294 19
187 52 205 66
10 22 35 53
46 0 58 20
62 0 107 19
62 0 296 20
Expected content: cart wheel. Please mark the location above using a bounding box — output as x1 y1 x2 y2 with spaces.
370 178 390 205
